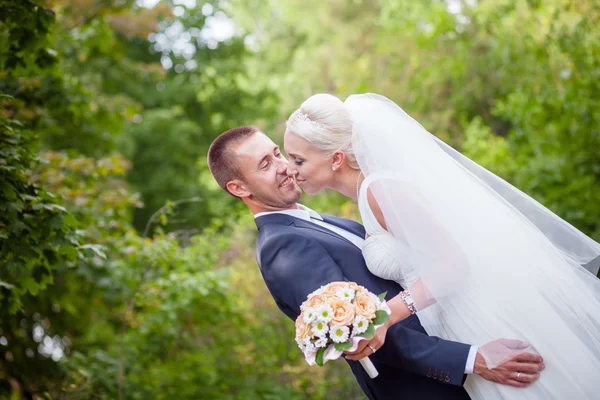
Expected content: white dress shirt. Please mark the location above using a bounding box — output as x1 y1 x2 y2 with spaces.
255 204 478 374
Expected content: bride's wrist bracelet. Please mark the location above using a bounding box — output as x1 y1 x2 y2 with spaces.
400 290 417 315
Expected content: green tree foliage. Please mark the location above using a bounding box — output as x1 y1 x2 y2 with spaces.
0 152 138 395
461 0 600 240
1 0 598 399
0 1 80 315
0 0 143 157
0 107 79 315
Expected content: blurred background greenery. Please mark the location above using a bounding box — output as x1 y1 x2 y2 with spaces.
0 0 598 398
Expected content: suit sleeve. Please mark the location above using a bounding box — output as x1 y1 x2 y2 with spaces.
258 231 469 386
371 322 471 386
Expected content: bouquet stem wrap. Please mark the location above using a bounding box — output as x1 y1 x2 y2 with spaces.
359 358 378 379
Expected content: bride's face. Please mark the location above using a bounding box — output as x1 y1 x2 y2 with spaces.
284 131 333 194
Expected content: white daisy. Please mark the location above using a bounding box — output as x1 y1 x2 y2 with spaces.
311 320 329 337
352 316 369 335
369 293 382 306
307 286 325 299
305 341 316 353
315 304 334 323
330 325 350 343
303 308 317 324
300 337 315 352
336 288 356 301
296 337 307 351
314 336 329 348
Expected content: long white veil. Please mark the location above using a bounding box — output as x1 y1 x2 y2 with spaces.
347 94 600 379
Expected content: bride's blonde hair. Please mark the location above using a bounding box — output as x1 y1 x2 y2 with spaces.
285 93 359 169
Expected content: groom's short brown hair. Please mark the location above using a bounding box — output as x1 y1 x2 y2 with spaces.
208 126 260 197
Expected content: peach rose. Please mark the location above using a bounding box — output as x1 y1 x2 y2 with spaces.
304 294 327 309
355 285 369 295
330 299 356 326
354 292 377 320
295 314 312 340
323 282 350 297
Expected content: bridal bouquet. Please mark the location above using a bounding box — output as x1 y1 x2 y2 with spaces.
295 281 391 378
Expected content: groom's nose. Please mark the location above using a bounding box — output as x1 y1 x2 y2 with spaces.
276 164 287 175
275 158 288 175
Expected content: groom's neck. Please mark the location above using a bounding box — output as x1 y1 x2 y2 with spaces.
246 202 300 215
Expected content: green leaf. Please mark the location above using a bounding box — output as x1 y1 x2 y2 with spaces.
31 201 67 213
378 291 387 302
315 347 326 367
59 244 79 260
42 203 67 213
373 310 390 326
21 276 41 296
0 280 15 289
159 213 168 226
78 244 107 259
361 324 375 339
334 341 353 352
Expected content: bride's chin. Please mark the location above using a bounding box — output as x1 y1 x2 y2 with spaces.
302 186 322 195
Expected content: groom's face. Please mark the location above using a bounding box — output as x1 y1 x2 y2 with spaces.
229 132 302 211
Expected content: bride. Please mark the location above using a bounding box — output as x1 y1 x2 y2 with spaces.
283 93 600 399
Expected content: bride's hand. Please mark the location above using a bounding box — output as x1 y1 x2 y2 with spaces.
344 320 391 361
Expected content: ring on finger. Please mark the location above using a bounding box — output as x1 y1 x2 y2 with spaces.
516 372 521 382
368 344 377 353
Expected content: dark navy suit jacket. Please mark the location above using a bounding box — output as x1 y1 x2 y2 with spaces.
255 212 471 400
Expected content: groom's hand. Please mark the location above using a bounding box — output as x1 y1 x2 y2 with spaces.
474 339 544 388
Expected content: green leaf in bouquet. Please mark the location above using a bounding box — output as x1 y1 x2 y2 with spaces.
362 324 375 338
378 291 388 302
334 341 353 352
316 347 326 367
373 310 390 326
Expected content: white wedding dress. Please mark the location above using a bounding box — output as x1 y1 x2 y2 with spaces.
348 93 600 400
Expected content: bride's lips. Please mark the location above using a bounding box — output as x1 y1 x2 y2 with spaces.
296 178 306 186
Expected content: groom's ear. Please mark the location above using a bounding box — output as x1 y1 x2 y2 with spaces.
226 179 251 198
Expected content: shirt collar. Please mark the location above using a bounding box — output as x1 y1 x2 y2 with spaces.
254 204 323 221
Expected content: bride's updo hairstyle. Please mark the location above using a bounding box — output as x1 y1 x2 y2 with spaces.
285 93 359 169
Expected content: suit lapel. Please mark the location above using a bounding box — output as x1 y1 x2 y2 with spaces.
321 214 366 239
255 213 297 229
290 218 357 248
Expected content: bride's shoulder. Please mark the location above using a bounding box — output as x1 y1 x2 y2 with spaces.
361 186 388 232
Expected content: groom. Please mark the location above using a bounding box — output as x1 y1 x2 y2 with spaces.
207 126 544 399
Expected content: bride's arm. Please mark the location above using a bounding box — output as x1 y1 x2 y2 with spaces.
383 280 432 324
